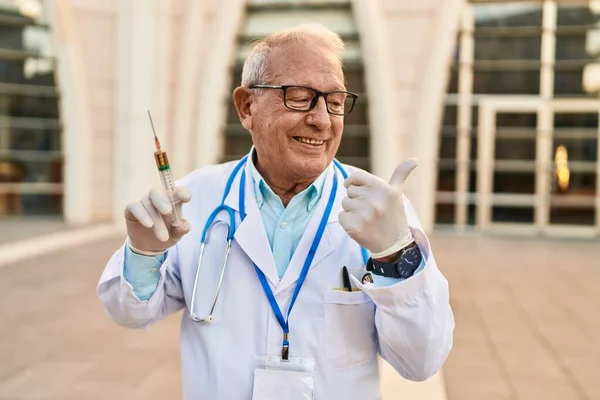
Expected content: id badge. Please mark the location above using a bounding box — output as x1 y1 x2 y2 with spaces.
252 355 316 400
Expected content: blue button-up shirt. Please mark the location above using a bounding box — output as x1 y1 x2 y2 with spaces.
124 155 422 300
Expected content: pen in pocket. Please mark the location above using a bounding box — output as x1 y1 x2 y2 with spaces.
342 266 352 292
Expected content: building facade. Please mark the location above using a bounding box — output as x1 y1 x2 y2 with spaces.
2 0 599 238
436 1 600 237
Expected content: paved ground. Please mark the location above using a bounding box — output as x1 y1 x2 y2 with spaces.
0 233 598 399
441 234 600 400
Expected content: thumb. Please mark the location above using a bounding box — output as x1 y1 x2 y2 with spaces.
388 158 418 188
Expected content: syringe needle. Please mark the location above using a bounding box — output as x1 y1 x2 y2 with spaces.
147 110 161 151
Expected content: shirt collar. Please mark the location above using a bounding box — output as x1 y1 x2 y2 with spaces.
248 147 328 211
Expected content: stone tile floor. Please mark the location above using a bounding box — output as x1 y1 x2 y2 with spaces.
439 233 600 400
0 233 598 399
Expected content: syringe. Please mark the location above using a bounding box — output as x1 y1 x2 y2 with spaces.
148 110 182 225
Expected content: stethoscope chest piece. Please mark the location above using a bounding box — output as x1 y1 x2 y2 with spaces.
189 206 236 324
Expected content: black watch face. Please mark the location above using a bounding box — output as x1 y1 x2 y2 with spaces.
398 246 421 278
402 246 421 267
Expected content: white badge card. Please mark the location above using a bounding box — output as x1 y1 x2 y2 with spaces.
252 355 316 400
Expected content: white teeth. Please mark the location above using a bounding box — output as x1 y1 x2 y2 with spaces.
296 137 324 146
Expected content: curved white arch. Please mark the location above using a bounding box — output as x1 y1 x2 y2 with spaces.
170 0 211 177
193 0 248 169
47 0 93 225
351 0 399 181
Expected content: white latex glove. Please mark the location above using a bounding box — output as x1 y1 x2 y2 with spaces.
339 159 418 259
125 186 192 255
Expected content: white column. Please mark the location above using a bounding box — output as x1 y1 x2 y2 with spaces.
454 3 474 228
476 102 495 229
351 0 399 183
46 0 93 226
404 0 464 233
596 110 600 233
536 0 557 230
113 0 172 224
170 0 211 177
193 0 248 169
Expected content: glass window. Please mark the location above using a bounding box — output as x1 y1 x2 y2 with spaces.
554 67 588 96
0 4 62 218
474 35 541 60
5 193 62 216
344 68 365 94
493 171 536 194
554 112 598 128
473 70 540 94
495 137 537 160
555 33 589 61
554 4 599 95
556 3 597 26
551 171 596 195
448 68 458 93
437 163 456 192
435 203 455 224
0 158 61 183
552 139 597 163
437 1 600 232
439 134 457 160
496 112 537 127
8 127 61 152
0 93 59 118
474 2 543 28
492 206 535 223
442 105 457 126
550 206 595 225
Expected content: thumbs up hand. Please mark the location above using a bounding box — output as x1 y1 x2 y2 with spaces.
339 159 418 259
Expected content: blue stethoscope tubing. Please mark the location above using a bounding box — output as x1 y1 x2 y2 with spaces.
188 155 369 324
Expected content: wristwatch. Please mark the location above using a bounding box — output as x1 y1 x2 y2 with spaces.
366 241 422 279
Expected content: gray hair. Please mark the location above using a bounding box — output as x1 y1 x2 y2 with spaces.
241 23 345 88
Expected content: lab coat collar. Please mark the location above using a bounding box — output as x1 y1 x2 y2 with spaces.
225 157 280 287
222 151 345 294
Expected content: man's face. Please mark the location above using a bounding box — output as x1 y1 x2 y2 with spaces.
245 43 345 182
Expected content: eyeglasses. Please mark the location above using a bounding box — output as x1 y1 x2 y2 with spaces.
249 84 358 116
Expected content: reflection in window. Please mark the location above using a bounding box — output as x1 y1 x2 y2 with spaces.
474 2 542 28
0 2 62 217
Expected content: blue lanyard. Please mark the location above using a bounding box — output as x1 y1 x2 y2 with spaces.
238 168 339 360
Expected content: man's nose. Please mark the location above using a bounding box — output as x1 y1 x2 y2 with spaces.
306 96 332 130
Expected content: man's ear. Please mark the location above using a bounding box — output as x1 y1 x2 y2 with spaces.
233 87 254 131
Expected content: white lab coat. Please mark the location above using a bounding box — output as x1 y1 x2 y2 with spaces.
97 160 454 400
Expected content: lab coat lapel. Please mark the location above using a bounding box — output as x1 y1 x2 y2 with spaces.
224 160 280 287
274 164 341 296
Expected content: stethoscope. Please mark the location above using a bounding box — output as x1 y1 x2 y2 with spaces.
189 155 369 323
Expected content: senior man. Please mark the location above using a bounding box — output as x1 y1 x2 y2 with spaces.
98 23 454 400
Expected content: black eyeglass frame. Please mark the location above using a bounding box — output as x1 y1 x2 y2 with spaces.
249 84 359 116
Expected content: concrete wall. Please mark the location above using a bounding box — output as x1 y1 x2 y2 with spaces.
49 0 462 232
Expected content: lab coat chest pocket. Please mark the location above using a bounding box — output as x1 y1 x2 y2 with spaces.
324 289 376 370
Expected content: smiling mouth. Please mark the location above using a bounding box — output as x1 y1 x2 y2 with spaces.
294 137 325 146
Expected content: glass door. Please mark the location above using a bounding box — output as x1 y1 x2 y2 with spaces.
476 97 600 236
